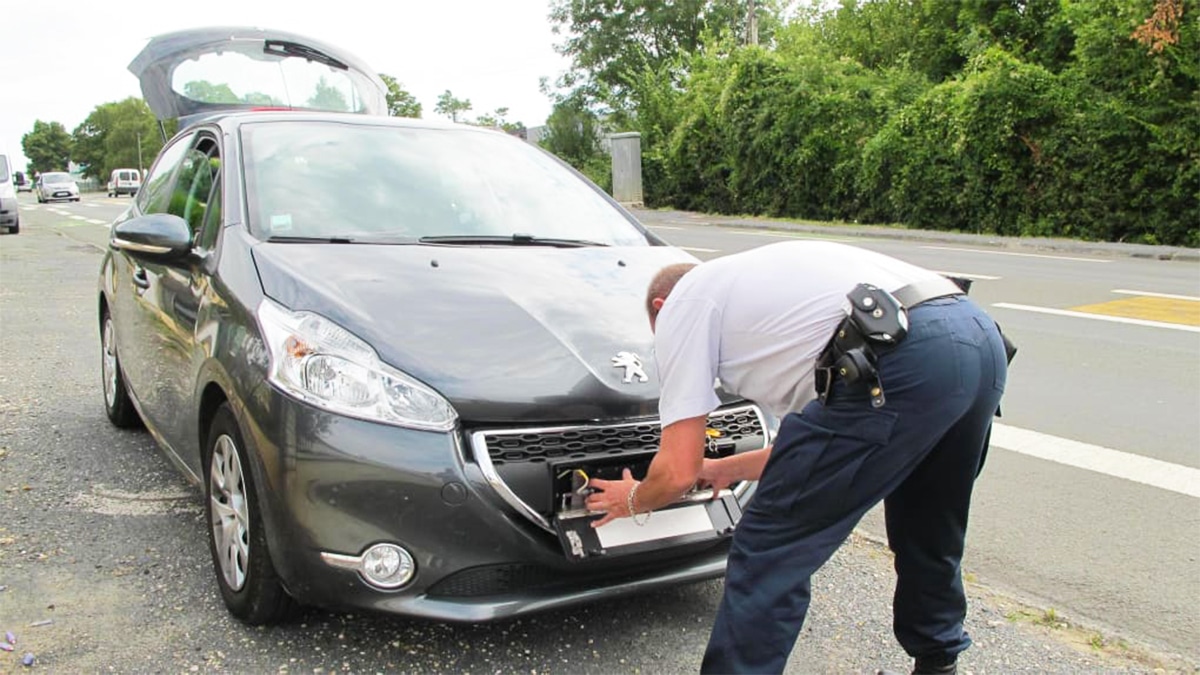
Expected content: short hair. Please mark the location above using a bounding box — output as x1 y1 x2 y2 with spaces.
646 262 698 320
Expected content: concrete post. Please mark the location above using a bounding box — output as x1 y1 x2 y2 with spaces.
609 132 643 207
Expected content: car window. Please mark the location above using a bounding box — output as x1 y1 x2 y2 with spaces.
195 169 223 250
0 156 8 182
167 137 221 238
240 121 648 246
138 133 196 214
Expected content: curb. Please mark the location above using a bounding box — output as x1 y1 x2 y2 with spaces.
631 209 1200 263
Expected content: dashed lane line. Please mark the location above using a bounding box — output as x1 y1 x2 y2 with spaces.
680 246 719 253
992 423 1200 498
920 245 1110 263
87 219 108 225
993 302 1200 332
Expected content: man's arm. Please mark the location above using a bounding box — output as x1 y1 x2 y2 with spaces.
585 415 707 527
699 446 772 493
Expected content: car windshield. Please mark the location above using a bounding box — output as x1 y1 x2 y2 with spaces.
0 156 9 182
240 121 649 246
43 172 71 183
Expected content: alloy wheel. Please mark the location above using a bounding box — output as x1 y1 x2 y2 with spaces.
102 318 119 409
209 434 250 591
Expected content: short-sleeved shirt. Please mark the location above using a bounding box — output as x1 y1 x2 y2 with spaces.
654 241 946 427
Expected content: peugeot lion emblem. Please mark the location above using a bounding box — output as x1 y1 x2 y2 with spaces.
611 351 649 384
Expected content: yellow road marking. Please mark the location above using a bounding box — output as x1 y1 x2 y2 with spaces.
1070 297 1200 327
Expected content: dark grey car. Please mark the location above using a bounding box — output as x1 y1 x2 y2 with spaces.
99 27 770 625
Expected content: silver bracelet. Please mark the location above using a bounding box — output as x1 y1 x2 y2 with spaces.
627 481 651 526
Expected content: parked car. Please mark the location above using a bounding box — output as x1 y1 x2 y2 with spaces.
107 168 141 197
0 155 18 233
100 27 769 625
14 172 33 193
36 172 80 203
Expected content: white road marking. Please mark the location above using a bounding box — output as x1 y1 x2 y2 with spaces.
921 245 1110 263
680 246 719 253
650 225 685 231
993 302 1200 333
731 230 857 242
87 219 107 225
933 271 1002 281
19 205 38 211
1112 289 1200 302
70 215 87 221
992 424 1200 498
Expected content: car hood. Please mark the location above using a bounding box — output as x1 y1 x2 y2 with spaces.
252 243 705 424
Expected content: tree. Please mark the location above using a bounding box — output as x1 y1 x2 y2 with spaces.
182 80 238 103
434 90 472 122
539 95 610 189
22 120 73 175
379 73 422 118
548 0 780 107
473 107 525 134
72 98 164 180
306 76 350 111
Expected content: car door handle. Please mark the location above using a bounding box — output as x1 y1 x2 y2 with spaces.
132 267 150 290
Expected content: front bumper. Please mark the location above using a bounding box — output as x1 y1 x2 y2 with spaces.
41 189 79 201
241 386 745 621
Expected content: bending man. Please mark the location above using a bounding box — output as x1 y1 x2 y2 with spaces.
585 241 1008 675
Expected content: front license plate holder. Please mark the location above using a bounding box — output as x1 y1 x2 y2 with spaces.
553 492 742 562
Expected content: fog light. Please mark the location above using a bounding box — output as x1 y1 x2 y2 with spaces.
359 543 415 589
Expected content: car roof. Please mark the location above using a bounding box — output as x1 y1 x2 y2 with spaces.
202 110 508 135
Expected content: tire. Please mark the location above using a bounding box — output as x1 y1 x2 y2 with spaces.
204 404 294 625
101 310 140 428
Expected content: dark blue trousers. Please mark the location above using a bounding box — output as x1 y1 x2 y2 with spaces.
701 296 1008 674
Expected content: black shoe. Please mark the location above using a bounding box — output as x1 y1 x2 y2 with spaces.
912 656 957 675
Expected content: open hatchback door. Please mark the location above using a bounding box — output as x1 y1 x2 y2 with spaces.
129 26 388 125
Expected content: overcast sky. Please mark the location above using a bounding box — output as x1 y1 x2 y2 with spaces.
3 0 572 173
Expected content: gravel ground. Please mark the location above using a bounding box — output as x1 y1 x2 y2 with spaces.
0 220 1194 673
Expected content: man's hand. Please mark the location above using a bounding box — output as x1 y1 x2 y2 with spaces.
697 457 735 498
585 468 637 528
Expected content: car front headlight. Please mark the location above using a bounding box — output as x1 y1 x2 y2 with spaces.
257 298 457 431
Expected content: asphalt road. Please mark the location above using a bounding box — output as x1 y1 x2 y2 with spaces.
0 193 1196 673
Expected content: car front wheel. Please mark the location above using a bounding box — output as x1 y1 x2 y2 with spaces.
205 404 294 625
101 310 139 427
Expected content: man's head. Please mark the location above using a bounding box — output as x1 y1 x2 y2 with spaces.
645 262 697 331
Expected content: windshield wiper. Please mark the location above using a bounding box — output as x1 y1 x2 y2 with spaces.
266 235 356 244
418 234 609 248
264 40 349 71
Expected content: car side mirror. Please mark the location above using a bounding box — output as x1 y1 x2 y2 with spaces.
111 214 193 260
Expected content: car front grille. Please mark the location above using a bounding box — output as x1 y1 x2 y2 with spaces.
468 404 768 531
479 406 765 466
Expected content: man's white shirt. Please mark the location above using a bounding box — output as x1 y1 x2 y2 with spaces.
654 241 945 427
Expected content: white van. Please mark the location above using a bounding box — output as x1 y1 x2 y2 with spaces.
0 153 19 234
106 168 141 197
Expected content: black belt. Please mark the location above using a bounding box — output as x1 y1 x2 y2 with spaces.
815 276 967 408
892 276 968 309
